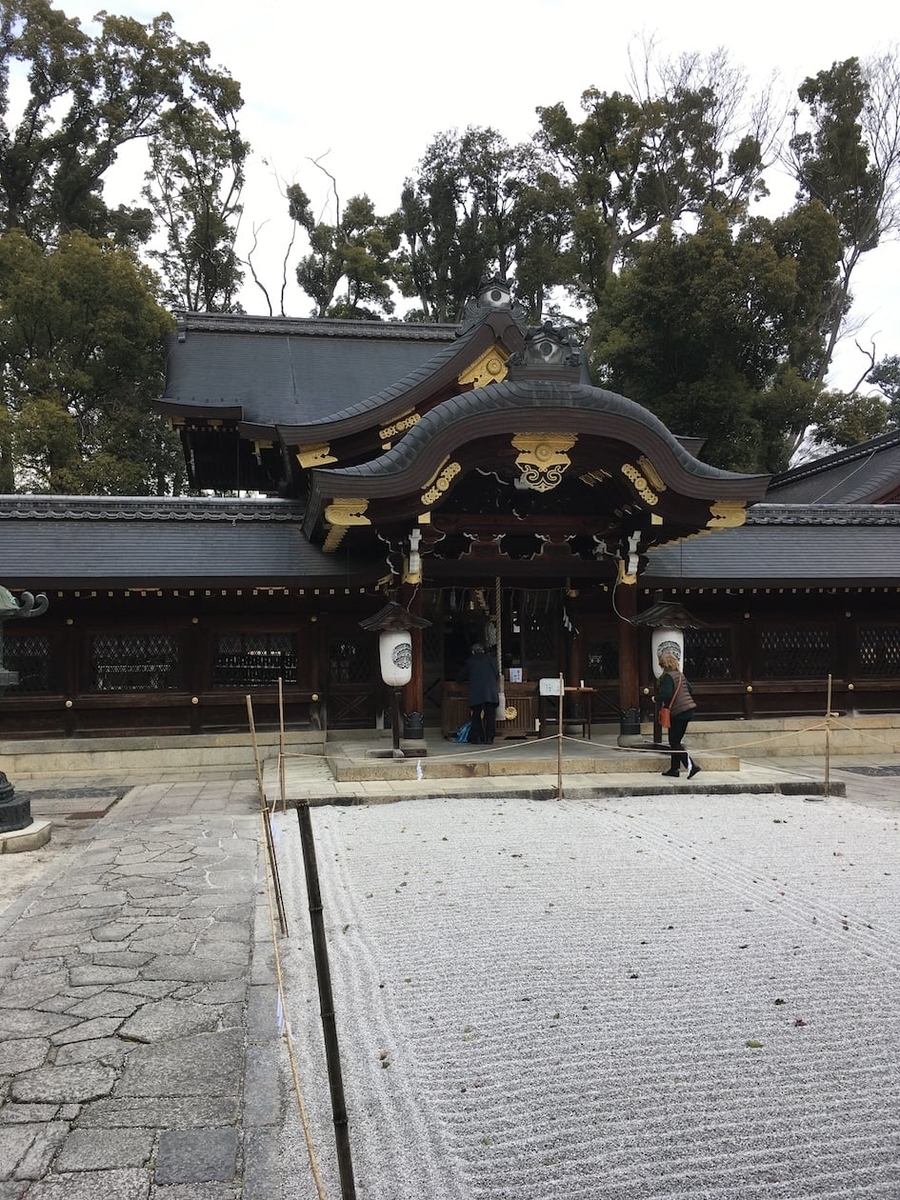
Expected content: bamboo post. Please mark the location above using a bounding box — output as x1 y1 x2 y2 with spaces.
246 694 266 809
557 672 564 801
247 695 289 936
825 674 832 799
278 675 287 813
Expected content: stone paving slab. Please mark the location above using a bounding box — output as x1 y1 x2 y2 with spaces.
0 780 288 1197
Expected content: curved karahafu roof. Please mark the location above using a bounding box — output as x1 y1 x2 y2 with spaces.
304 376 770 567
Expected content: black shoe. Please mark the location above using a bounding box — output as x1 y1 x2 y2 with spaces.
688 764 701 779
661 769 680 778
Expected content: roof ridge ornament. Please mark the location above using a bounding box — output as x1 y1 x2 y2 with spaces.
506 321 583 380
458 274 526 330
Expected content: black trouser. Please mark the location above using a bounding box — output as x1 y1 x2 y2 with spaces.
668 712 693 771
469 702 498 743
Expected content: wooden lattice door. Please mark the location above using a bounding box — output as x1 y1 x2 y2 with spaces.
326 629 379 728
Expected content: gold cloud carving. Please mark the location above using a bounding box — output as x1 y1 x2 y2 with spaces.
512 433 577 492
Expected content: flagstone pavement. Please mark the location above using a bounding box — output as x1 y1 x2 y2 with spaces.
0 751 898 1197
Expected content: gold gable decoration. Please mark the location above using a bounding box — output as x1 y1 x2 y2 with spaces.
580 468 612 487
322 498 370 552
707 501 747 529
637 456 666 492
458 344 509 389
621 462 659 507
379 409 421 447
421 461 461 507
651 499 748 553
512 433 577 492
297 443 337 468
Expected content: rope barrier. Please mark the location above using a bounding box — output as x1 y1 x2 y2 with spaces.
274 719 898 766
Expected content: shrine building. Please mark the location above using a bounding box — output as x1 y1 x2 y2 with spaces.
1 278 899 740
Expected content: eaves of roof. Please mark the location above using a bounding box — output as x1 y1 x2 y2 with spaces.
306 380 770 517
158 322 458 430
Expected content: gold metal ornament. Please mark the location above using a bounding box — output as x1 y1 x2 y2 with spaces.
512 433 577 492
458 343 509 389
621 463 659 506
322 498 370 551
707 501 747 529
297 443 337 468
421 461 462 506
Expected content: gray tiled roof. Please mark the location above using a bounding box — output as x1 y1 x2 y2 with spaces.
767 430 900 503
161 313 459 427
4 497 898 590
645 504 900 585
0 497 379 588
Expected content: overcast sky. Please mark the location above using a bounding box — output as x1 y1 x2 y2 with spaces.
60 0 900 390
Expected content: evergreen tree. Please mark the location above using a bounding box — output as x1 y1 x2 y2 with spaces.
0 230 182 494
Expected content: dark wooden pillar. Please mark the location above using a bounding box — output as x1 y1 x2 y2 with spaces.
617 580 640 715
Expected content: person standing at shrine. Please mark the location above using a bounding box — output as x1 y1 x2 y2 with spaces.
457 643 500 744
656 649 700 778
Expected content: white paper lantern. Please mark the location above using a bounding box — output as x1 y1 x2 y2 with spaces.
651 628 685 678
379 630 413 687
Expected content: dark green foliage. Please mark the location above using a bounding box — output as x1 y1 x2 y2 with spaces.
142 104 248 313
809 389 890 449
289 185 399 319
592 207 843 472
0 2 247 496
0 230 182 494
867 355 900 426
0 2 247 278
787 57 900 382
536 71 766 308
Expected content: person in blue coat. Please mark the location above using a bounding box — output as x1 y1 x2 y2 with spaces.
457 643 500 744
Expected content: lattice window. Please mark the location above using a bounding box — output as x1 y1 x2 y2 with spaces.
685 628 734 681
4 634 54 693
328 637 376 686
212 632 297 688
90 633 181 692
857 626 900 677
587 639 619 680
756 627 833 679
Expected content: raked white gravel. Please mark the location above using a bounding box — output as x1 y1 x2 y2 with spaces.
271 792 900 1200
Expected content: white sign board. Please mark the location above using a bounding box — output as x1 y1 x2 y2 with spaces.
539 677 562 696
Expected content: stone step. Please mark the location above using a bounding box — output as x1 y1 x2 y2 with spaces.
0 730 325 780
326 750 739 782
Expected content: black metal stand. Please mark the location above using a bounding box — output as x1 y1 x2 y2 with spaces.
391 687 403 758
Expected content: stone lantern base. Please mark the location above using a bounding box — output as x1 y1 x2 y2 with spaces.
0 772 34 833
